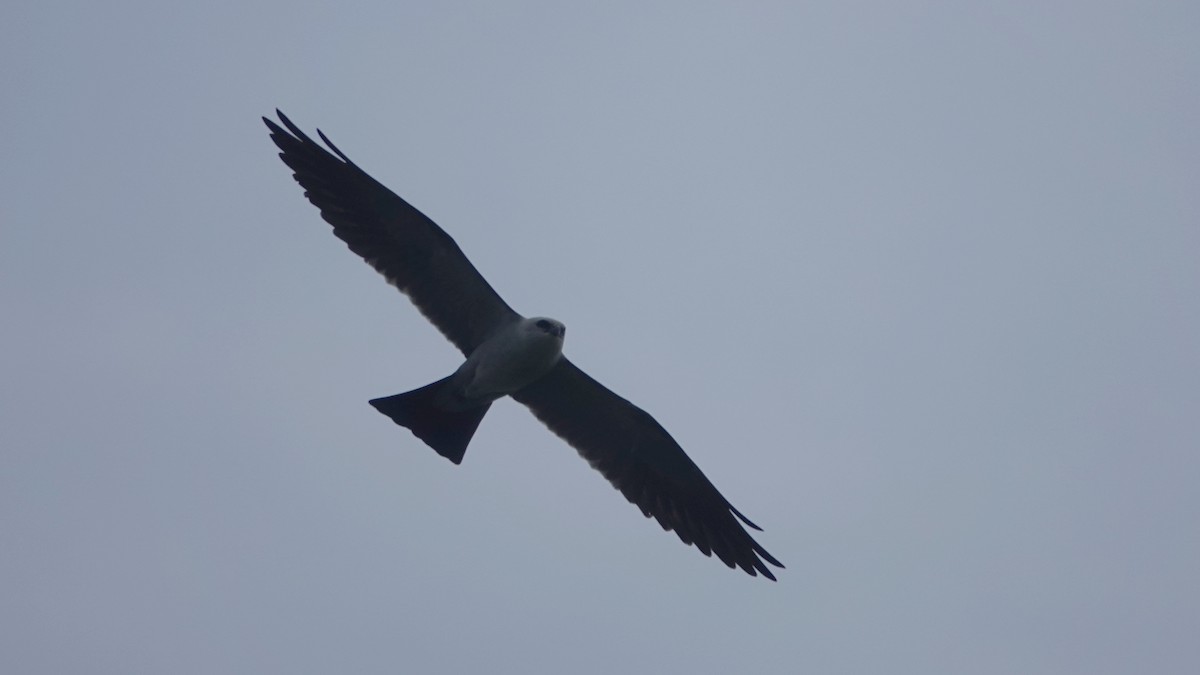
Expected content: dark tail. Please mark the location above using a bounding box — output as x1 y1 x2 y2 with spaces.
368 377 491 465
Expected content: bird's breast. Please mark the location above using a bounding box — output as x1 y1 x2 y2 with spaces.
457 323 563 400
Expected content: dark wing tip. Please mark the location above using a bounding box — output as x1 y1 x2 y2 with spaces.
317 128 354 164
262 115 284 138
264 110 349 166
729 504 764 531
275 109 301 136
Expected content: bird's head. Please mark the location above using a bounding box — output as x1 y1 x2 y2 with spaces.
530 317 566 340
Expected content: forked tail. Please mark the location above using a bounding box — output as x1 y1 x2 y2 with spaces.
369 377 491 465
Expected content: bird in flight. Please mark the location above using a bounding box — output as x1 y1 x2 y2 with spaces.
264 111 783 580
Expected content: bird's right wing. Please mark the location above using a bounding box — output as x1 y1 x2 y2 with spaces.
513 358 783 580
264 111 521 356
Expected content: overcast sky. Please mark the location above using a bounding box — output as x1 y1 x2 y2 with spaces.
2 2 1198 673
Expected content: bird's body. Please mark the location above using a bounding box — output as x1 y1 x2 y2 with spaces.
452 317 566 402
370 317 564 464
265 111 783 580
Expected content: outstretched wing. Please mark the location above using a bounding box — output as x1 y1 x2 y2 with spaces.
264 111 520 356
512 358 784 580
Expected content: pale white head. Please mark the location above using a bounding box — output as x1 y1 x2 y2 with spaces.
528 316 566 341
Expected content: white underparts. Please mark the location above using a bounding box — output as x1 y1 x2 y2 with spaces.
451 317 564 403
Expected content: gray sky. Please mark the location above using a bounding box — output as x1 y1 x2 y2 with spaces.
3 1 1198 673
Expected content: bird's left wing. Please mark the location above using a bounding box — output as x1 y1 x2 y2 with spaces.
512 358 783 580
264 111 520 356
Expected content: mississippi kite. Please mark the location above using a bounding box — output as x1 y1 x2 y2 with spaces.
264 111 783 580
